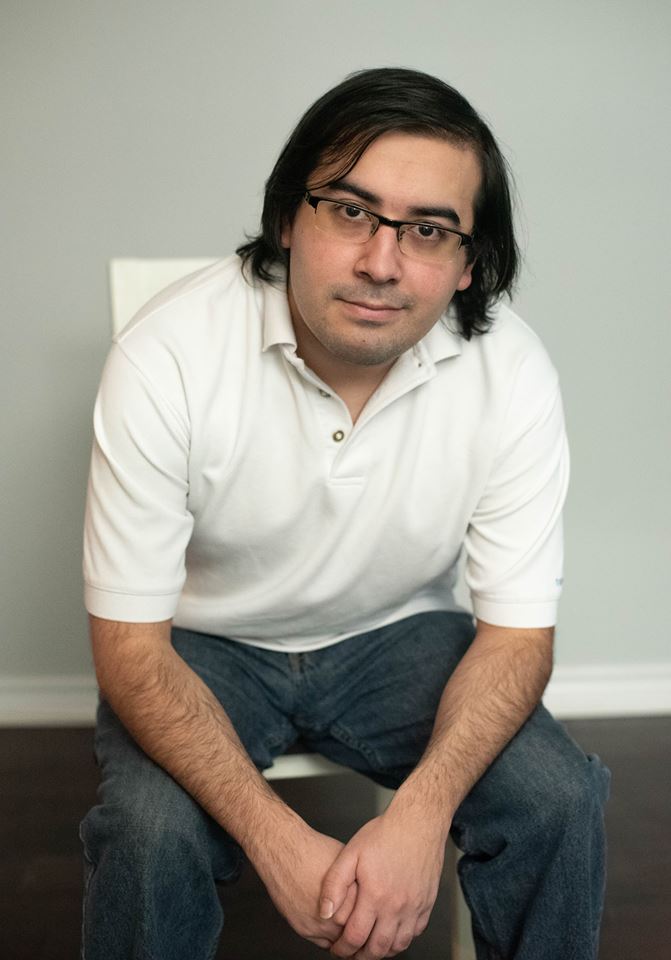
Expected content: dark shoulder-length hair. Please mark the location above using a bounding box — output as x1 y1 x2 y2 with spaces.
237 67 519 339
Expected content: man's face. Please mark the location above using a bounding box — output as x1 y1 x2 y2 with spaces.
281 131 481 373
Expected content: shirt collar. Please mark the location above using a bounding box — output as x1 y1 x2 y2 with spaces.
262 279 297 353
414 309 463 365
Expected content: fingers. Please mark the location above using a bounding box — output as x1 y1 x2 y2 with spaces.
320 848 357 919
332 881 358 926
413 907 431 938
329 903 377 958
387 917 417 956
354 918 397 959
331 904 427 959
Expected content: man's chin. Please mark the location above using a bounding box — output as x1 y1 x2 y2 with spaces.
326 339 405 368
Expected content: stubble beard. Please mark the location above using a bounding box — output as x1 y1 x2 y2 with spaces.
315 325 410 367
318 284 419 367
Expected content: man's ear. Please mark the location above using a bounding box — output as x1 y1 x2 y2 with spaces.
456 257 475 292
280 217 292 250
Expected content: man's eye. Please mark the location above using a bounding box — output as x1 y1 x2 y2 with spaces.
334 203 367 220
410 223 447 243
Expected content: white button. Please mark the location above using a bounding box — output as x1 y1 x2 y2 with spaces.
332 430 345 442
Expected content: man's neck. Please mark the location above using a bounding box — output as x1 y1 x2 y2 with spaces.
291 312 395 424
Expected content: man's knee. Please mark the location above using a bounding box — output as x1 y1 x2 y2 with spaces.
456 714 610 854
543 750 610 834
80 787 209 872
495 738 610 865
80 787 231 959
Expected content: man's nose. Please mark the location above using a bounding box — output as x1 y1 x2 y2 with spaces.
353 223 403 284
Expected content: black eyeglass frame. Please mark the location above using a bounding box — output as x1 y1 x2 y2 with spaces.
303 190 474 253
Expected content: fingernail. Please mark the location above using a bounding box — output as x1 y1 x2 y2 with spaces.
319 898 334 919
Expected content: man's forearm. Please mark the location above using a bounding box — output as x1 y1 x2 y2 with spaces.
89 616 300 856
389 620 554 831
91 616 360 946
320 622 555 959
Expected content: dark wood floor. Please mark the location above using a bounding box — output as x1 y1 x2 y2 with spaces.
1 717 669 959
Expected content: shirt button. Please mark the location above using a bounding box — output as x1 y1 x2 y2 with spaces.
332 430 345 442
319 389 331 398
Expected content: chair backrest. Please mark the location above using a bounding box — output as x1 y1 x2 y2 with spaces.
109 258 219 335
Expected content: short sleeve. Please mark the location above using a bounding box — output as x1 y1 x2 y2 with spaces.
465 351 569 628
83 342 194 621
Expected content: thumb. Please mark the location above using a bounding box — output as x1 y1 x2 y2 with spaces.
319 846 357 919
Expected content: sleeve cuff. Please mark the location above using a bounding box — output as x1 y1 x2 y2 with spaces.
471 596 558 629
84 584 179 623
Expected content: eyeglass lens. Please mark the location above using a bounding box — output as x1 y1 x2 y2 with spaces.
313 199 463 263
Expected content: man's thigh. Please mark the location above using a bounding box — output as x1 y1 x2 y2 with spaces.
85 629 303 882
170 627 301 768
85 696 245 884
451 703 611 854
298 610 476 787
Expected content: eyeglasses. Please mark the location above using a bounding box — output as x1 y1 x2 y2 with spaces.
304 191 474 264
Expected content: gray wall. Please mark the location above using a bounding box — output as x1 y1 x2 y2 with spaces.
2 0 669 679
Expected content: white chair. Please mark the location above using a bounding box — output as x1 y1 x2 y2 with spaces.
108 257 476 960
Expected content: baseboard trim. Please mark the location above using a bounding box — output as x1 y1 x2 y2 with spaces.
0 663 670 726
0 675 98 726
543 663 671 718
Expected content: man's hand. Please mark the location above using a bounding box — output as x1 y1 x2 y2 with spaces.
253 820 358 949
90 618 357 950
317 622 553 959
318 807 447 958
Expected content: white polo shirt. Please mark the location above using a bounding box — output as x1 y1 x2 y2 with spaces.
83 255 568 651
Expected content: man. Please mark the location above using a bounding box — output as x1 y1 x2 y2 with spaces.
81 68 609 959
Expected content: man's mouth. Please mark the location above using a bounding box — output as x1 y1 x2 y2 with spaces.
338 297 406 321
347 299 401 310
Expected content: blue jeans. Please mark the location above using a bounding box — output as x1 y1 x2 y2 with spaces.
80 612 610 959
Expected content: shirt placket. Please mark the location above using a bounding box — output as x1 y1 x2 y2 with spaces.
280 349 353 470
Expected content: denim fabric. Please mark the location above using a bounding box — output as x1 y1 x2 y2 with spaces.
80 611 609 959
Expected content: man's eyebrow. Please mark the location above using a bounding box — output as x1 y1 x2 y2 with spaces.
326 178 462 227
326 179 380 207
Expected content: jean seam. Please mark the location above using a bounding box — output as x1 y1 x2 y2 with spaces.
259 727 298 769
458 851 507 958
327 720 386 774
79 826 95 960
216 845 244 884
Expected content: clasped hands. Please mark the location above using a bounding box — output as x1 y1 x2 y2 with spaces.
258 804 447 959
